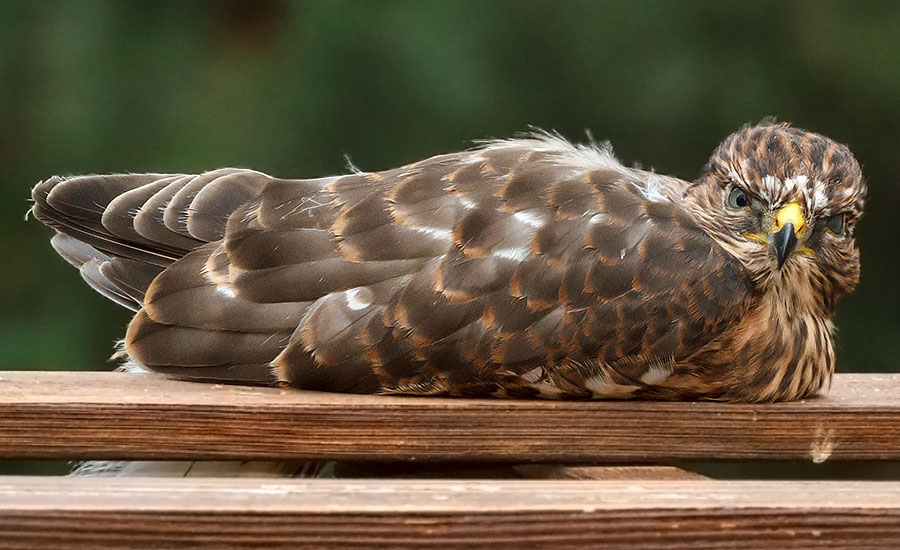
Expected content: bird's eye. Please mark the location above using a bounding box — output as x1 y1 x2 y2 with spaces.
825 213 846 236
726 187 750 209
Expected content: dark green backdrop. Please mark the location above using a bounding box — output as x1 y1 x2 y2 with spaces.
2 0 899 375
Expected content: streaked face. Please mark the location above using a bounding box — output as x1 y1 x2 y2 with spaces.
692 124 866 310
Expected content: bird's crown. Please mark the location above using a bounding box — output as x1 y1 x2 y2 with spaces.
704 122 866 218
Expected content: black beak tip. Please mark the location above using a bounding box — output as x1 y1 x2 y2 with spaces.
772 222 798 269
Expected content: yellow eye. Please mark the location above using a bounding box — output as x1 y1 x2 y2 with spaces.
825 213 846 235
726 187 750 209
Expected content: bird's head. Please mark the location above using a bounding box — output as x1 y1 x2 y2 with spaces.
688 122 866 313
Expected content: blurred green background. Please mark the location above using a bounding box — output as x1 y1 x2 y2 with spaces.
2 0 899 375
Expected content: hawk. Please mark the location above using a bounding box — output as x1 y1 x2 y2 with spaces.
31 123 865 402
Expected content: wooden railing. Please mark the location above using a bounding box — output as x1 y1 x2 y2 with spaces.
1 371 899 549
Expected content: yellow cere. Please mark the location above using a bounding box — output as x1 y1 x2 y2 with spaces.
742 202 815 257
773 202 806 234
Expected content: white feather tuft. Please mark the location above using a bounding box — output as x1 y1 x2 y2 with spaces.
812 185 829 211
633 174 676 203
476 129 628 176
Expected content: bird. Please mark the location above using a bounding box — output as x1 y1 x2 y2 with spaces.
31 122 866 403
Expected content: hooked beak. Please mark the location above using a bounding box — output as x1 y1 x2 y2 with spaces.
771 203 806 269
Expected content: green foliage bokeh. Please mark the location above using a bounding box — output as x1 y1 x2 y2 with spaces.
2 0 899 373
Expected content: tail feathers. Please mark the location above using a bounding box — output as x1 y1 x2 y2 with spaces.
32 170 272 309
100 257 165 307
50 233 160 311
32 174 183 267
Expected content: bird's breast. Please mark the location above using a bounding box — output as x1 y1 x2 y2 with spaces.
695 297 835 402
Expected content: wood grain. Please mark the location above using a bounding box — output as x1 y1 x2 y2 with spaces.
0 477 899 549
512 464 709 480
1 371 899 461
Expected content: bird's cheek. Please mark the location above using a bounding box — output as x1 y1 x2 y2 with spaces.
738 211 770 245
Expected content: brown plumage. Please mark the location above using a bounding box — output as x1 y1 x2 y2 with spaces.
31 123 866 402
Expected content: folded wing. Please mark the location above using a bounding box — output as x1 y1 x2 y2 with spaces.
32 135 753 397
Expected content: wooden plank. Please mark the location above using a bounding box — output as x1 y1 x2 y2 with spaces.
0 477 898 549
0 371 899 461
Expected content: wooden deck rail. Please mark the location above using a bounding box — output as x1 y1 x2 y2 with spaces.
2 371 900 549
1 371 899 461
1 477 899 549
